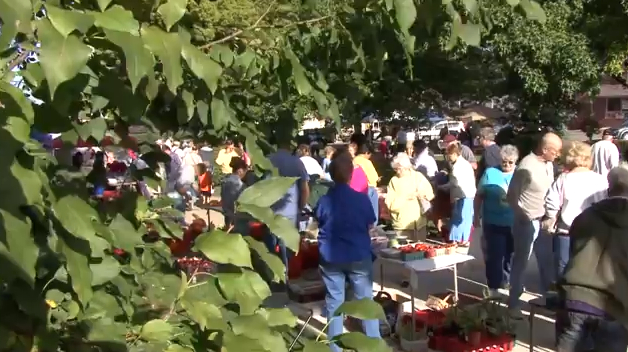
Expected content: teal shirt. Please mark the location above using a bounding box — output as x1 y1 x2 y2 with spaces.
478 167 514 227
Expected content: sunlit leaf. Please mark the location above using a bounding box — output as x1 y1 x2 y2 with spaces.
37 19 93 98
46 5 94 37
141 26 184 93
105 29 155 91
193 230 252 268
157 0 187 31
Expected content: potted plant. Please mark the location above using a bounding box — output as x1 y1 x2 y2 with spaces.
456 306 486 347
396 314 428 352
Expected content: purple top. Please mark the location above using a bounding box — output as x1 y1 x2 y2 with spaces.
349 166 369 194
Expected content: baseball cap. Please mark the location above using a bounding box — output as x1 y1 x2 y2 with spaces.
442 134 457 145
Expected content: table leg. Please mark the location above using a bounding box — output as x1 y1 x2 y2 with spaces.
379 261 384 291
410 270 416 340
453 264 459 303
529 306 535 352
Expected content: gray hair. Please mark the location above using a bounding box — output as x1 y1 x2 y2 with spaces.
479 127 496 142
500 144 519 161
391 152 413 170
608 163 628 196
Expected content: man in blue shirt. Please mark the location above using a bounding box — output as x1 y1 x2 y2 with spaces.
265 132 310 269
315 150 380 352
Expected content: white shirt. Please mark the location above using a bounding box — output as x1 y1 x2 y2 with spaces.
413 150 438 179
591 139 620 177
300 156 324 176
448 157 476 199
545 170 608 233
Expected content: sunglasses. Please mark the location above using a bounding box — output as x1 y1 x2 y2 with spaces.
502 160 515 165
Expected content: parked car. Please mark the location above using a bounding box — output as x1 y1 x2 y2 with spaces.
417 120 465 142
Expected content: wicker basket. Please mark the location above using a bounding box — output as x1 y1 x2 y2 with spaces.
426 293 452 311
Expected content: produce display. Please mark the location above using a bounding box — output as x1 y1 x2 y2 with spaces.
398 242 457 261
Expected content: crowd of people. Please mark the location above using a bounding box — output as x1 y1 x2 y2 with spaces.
81 125 628 351
243 126 627 352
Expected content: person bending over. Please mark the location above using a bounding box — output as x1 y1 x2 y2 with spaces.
556 163 628 352
315 151 381 352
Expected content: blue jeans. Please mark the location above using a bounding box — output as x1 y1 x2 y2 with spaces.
367 186 379 225
320 259 381 352
483 223 513 290
262 215 297 273
556 310 628 352
449 198 474 242
507 217 555 309
554 234 570 279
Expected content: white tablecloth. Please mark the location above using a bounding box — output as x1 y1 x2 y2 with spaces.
404 253 474 272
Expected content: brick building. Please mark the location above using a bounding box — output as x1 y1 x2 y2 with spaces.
573 76 628 129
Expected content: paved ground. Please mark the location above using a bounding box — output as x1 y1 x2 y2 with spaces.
187 207 558 352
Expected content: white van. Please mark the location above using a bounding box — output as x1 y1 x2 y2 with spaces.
417 120 465 141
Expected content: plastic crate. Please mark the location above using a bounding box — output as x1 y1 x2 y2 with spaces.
401 251 425 261
429 332 515 352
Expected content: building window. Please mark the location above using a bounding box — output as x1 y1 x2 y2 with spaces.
607 98 622 112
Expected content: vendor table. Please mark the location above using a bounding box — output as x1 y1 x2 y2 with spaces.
377 252 475 338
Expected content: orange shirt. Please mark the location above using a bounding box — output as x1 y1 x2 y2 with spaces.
199 172 212 192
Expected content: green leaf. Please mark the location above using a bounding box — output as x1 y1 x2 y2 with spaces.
393 0 417 32
0 0 32 48
303 341 331 352
37 19 93 99
181 89 195 122
0 211 37 285
196 100 209 125
92 5 140 34
237 177 298 208
165 345 194 352
57 235 93 305
210 93 233 131
46 5 94 37
520 0 546 23
87 118 108 141
286 51 312 96
0 81 34 124
193 230 252 268
263 307 297 327
108 214 144 251
216 270 271 315
90 256 121 286
458 22 481 47
96 0 113 11
141 26 184 93
140 319 173 343
177 271 188 299
230 313 271 338
506 0 520 6
182 43 223 94
209 45 235 66
335 299 386 320
245 237 285 283
105 29 155 92
0 161 43 213
238 204 300 252
333 332 391 352
52 195 97 241
179 299 226 331
157 0 187 31
86 317 127 342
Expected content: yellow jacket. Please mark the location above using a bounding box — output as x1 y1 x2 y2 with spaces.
353 155 378 187
216 149 239 173
385 170 435 230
